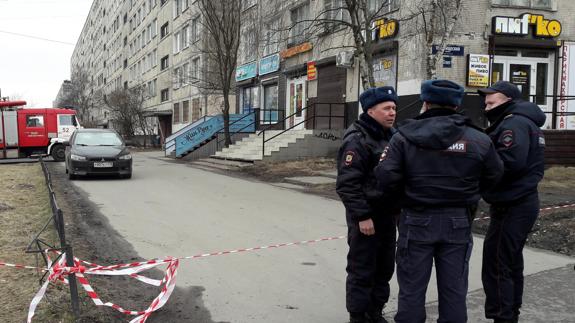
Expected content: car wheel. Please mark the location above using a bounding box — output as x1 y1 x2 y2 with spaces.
51 145 65 161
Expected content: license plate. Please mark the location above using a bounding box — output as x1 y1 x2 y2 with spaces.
93 162 113 168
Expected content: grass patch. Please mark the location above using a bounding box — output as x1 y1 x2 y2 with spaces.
540 166 575 190
0 163 71 322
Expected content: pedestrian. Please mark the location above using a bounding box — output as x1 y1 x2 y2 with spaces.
478 81 546 323
375 80 503 323
336 86 399 323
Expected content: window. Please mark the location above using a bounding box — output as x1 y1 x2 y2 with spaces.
242 26 257 61
324 0 350 32
191 16 201 43
26 115 44 127
160 22 169 38
182 100 190 123
367 0 399 15
290 4 310 45
173 66 183 88
261 84 279 124
241 86 258 114
174 0 182 18
161 88 169 102
173 102 180 124
161 0 168 6
191 57 200 80
263 20 279 56
147 79 157 97
59 115 77 127
192 98 201 120
161 55 169 70
492 0 551 8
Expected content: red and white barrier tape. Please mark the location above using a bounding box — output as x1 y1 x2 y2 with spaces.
3 202 575 322
474 202 575 222
2 235 346 322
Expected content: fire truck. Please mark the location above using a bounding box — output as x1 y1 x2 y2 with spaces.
0 100 81 161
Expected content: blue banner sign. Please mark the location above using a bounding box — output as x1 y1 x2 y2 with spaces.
259 54 280 75
432 45 464 56
175 113 256 157
235 62 257 81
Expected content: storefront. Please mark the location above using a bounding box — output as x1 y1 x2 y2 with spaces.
236 61 258 115
259 53 281 125
371 18 399 90
281 42 313 130
488 12 563 129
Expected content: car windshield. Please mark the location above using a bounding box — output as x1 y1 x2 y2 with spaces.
74 132 124 146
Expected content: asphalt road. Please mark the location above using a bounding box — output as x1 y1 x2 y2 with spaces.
60 151 575 323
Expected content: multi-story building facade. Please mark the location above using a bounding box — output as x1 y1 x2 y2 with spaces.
235 0 575 132
69 0 225 143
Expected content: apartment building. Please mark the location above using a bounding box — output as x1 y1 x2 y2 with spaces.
70 0 224 143
234 0 575 131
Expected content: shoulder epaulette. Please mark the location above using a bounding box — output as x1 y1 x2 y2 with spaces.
504 114 514 120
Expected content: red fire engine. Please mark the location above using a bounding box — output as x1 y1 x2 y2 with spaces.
0 100 81 161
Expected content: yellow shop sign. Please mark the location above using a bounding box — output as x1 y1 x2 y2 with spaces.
492 13 561 38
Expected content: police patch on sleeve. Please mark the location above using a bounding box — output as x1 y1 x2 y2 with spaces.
500 130 514 148
344 151 356 166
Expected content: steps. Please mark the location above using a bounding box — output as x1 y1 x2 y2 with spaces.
212 129 313 161
189 157 253 172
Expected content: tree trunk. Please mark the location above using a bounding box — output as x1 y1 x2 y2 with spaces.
222 89 232 147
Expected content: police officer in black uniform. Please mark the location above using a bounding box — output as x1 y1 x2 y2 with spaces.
336 86 399 323
478 81 546 323
375 80 503 323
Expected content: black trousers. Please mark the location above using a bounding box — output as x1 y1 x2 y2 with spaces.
346 215 396 314
482 195 539 321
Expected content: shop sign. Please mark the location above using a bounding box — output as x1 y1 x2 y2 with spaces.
492 13 561 38
467 54 490 87
432 45 464 56
307 61 317 81
443 56 452 68
280 42 313 59
259 54 280 76
559 42 575 129
235 62 257 82
373 18 398 40
373 53 396 87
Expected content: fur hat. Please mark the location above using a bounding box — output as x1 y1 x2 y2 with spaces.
359 86 398 112
420 79 464 107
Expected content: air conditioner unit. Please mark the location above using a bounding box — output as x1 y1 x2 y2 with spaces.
336 50 355 68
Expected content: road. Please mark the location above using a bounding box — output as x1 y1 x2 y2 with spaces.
61 151 575 323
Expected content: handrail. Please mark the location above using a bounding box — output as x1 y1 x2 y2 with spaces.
214 110 257 149
165 114 214 144
259 102 345 158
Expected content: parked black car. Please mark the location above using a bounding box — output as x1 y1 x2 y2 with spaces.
64 129 132 179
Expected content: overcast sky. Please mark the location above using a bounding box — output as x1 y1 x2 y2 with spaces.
0 0 92 107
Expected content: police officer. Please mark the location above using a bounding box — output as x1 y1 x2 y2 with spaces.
336 86 399 323
375 80 503 323
478 81 546 323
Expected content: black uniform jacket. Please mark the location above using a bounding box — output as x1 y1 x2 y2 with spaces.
336 113 397 223
375 108 503 208
482 100 546 205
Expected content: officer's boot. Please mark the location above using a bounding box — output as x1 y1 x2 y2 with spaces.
349 312 369 323
366 309 388 323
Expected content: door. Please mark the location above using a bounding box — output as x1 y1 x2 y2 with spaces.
286 76 307 130
58 114 78 140
19 112 48 147
492 52 554 128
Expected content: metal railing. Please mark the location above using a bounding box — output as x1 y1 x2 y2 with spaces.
257 102 345 159
214 110 258 151
26 157 80 318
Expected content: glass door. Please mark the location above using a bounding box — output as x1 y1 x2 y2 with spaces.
286 77 307 130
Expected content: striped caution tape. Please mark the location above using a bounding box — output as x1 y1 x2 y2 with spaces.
474 202 575 222
3 235 346 322
3 201 575 322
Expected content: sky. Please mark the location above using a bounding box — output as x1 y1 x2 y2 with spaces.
0 0 93 107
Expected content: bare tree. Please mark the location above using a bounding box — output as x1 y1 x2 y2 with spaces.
402 0 464 79
284 0 465 88
103 86 152 146
58 66 100 127
183 0 242 147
